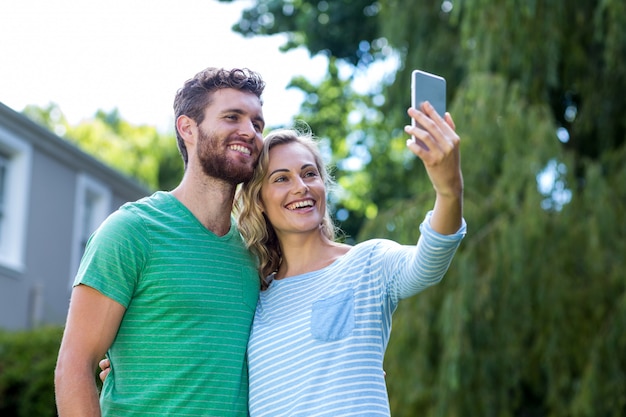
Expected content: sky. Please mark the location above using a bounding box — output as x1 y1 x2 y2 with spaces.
0 0 329 131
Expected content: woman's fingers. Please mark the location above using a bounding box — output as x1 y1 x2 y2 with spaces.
405 104 458 165
98 358 111 383
405 101 462 197
99 358 109 370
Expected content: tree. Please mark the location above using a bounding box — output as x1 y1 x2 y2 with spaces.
23 104 183 191
225 0 626 160
222 0 382 66
224 0 626 415
364 73 626 416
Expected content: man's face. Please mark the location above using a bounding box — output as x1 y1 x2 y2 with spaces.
196 88 265 184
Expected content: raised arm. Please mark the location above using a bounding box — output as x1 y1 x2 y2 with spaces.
405 101 463 235
55 285 126 417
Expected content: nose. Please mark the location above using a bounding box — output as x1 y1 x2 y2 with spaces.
239 120 251 137
238 119 263 150
293 176 309 194
238 119 256 138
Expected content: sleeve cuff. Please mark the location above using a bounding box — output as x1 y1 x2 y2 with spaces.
420 210 467 242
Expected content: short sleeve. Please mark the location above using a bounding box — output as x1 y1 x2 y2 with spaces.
74 207 150 308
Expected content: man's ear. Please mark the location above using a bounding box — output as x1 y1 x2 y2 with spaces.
176 115 196 145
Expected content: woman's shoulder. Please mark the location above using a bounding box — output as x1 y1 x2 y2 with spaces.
337 239 401 262
352 238 399 251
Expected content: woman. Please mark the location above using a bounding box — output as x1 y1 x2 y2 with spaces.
238 101 466 416
101 101 466 416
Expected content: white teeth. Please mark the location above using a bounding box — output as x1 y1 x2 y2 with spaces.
287 200 314 210
229 145 251 155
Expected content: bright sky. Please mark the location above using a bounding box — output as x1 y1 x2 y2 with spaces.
0 0 329 131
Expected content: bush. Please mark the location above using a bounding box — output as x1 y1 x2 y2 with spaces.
0 326 63 417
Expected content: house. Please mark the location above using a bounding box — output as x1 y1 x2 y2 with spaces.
0 102 150 330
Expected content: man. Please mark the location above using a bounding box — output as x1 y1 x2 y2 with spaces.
55 67 266 416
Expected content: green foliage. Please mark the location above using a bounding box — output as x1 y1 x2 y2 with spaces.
220 0 382 66
383 0 626 161
0 327 63 417
68 110 182 191
23 104 183 191
359 73 626 416
0 326 107 416
228 0 626 414
22 103 70 134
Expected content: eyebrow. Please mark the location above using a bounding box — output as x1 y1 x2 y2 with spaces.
268 163 315 178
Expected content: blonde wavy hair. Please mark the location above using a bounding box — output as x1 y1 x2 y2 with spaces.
235 127 337 288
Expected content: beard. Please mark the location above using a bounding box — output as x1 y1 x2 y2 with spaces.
196 126 257 185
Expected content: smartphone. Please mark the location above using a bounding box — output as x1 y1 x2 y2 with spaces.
411 69 446 128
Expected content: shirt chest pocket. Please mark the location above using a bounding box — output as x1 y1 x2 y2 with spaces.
310 289 355 342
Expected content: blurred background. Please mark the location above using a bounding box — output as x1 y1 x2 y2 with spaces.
1 0 624 416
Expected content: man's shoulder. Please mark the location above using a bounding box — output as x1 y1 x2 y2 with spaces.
120 191 171 212
113 191 177 223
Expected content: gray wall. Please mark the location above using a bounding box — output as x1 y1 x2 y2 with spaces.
0 102 150 330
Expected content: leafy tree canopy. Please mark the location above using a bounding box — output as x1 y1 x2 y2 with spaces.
23 103 183 191
222 0 383 66
222 1 626 415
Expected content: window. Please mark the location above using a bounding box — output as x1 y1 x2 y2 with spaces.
0 128 32 272
69 174 111 284
0 153 7 238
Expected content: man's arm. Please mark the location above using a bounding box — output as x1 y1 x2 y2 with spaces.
55 284 126 417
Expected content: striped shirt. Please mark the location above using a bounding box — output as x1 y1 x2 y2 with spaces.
248 212 466 416
75 191 259 416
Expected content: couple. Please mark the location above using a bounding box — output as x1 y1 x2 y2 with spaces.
55 67 466 416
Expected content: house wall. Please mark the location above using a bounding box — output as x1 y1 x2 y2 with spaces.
0 103 150 330
23 150 78 327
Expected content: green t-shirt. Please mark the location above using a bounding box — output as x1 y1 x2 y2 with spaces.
75 191 259 416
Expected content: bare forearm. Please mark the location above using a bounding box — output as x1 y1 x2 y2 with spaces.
55 363 101 417
429 192 463 235
55 285 125 416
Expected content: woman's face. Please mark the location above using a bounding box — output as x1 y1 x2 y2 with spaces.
260 142 326 237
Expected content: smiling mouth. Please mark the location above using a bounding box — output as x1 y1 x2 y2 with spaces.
286 200 315 210
229 144 251 155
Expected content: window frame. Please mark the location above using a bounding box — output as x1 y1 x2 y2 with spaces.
69 173 111 286
0 127 32 273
